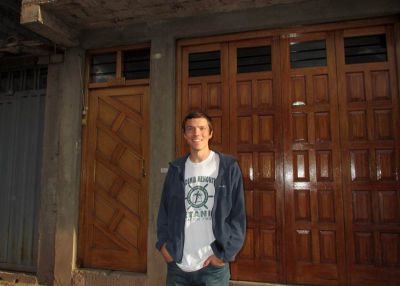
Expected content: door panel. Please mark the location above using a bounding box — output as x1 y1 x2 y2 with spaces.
179 43 230 156
282 32 346 285
229 38 284 282
81 85 148 272
335 26 400 286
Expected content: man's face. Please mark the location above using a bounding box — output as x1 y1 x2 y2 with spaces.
183 117 213 153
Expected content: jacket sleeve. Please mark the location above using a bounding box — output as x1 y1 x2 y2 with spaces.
155 167 172 251
223 161 246 261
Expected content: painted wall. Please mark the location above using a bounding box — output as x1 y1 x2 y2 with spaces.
34 0 400 285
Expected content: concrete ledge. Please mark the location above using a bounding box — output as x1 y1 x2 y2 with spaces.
72 269 147 286
230 281 296 286
20 2 79 47
0 271 40 285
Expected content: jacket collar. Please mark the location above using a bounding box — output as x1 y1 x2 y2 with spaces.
170 150 228 178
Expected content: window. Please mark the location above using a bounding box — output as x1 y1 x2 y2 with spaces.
90 53 116 83
237 45 271 73
344 34 387 64
189 51 220 77
290 40 327 68
123 48 150 79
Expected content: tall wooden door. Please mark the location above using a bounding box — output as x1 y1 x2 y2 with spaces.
281 32 346 285
336 25 400 285
80 85 149 272
178 39 285 282
228 38 284 282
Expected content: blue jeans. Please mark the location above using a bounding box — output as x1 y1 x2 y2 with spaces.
166 262 230 286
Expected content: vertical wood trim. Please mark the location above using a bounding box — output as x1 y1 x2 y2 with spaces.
228 41 237 156
281 34 295 282
78 52 91 267
222 42 230 153
395 23 400 111
140 86 150 268
334 28 352 286
273 35 286 282
394 23 400 189
327 31 347 285
387 24 400 185
83 90 99 266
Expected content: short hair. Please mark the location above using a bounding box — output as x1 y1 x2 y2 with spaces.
182 111 213 133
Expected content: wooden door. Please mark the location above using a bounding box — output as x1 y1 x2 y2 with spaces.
80 85 149 272
177 19 399 286
335 25 400 285
228 38 284 282
178 38 285 282
281 32 346 285
177 43 230 156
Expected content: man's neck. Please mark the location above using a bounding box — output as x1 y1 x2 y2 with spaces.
189 148 211 163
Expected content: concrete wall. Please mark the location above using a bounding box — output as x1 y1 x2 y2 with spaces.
80 0 400 49
36 60 60 286
36 49 84 286
26 0 400 285
147 36 177 286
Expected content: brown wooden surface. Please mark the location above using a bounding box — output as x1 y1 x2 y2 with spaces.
179 43 230 156
178 39 285 281
177 18 399 286
80 84 149 272
228 37 284 282
281 31 346 286
336 25 400 286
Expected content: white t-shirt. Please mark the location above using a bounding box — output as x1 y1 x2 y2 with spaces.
177 151 220 272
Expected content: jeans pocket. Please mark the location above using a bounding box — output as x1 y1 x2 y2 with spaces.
209 262 225 269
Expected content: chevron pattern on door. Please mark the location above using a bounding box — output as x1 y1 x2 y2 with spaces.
80 85 149 272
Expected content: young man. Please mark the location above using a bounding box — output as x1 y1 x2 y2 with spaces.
156 111 246 286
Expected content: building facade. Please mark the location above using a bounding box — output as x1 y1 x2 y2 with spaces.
0 0 400 285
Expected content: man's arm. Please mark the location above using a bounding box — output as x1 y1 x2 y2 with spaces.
224 161 246 261
211 160 246 262
156 167 172 252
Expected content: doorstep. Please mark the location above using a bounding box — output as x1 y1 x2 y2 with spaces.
231 281 299 286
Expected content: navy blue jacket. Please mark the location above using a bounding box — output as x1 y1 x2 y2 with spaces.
156 151 246 262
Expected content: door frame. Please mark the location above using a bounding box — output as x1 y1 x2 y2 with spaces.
78 43 150 270
175 16 400 285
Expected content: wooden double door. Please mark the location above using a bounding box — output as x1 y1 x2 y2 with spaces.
177 21 400 285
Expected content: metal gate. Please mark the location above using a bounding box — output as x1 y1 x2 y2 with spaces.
0 66 47 272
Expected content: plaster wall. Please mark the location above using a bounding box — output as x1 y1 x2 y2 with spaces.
35 0 400 286
41 48 84 286
53 48 83 286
